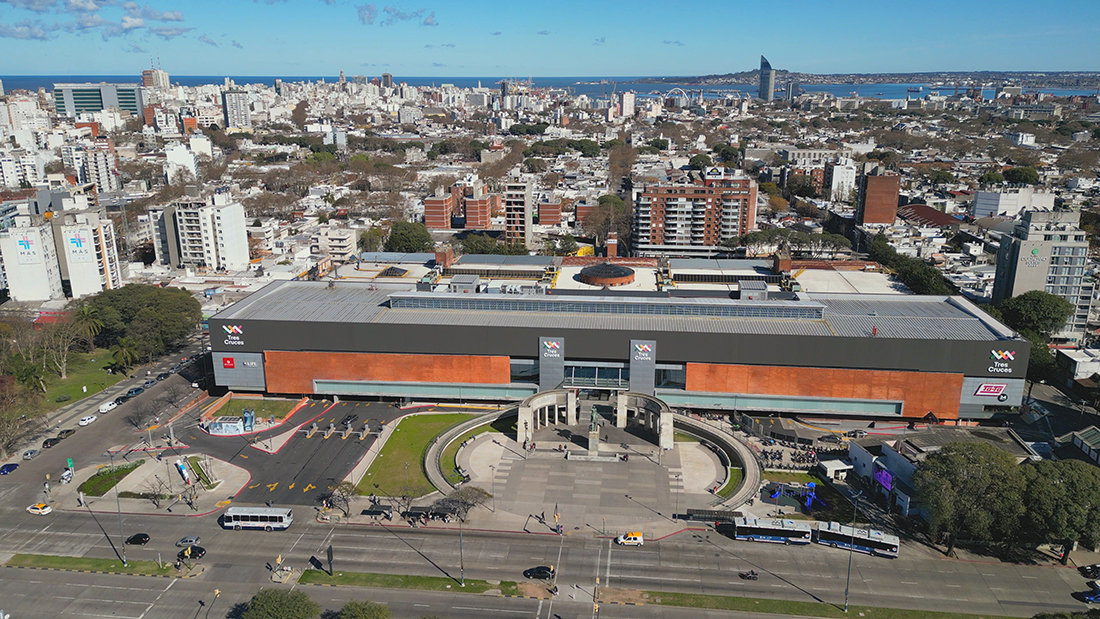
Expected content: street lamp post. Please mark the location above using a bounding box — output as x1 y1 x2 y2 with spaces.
843 490 863 613
489 465 496 513
109 451 127 566
459 516 465 587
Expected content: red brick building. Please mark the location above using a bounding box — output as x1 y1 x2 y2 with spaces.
539 200 562 226
633 167 758 249
857 173 901 225
423 191 455 229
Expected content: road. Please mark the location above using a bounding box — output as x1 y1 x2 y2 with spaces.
0 507 1088 618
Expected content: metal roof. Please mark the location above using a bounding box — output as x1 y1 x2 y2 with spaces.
454 254 554 266
212 281 1011 342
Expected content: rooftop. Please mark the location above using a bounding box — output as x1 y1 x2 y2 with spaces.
213 280 1017 342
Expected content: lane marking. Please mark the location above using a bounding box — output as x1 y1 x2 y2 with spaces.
267 483 278 491
289 483 295 490
303 483 316 493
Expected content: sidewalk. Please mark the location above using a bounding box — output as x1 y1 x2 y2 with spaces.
47 452 251 517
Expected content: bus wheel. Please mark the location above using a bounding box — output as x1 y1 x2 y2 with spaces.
784 540 791 545
748 537 755 542
265 526 273 532
830 543 837 548
234 525 241 531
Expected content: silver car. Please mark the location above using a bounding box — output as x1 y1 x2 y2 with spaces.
175 535 200 547
22 449 40 460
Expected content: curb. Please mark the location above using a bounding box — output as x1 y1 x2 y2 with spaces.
4 564 203 578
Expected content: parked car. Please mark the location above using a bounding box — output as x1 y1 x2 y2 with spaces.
616 532 644 546
819 434 844 444
126 387 144 397
523 566 555 580
78 415 96 427
42 438 61 449
113 395 131 406
177 546 205 560
1086 580 1100 604
1081 564 1100 578
26 503 52 515
59 469 73 484
175 535 200 547
847 429 868 438
341 414 359 427
56 429 76 439
142 380 157 389
126 533 150 546
0 463 18 475
98 401 118 414
22 449 39 460
156 372 170 381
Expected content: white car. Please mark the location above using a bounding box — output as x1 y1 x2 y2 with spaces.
26 503 52 515
78 415 96 426
98 401 117 414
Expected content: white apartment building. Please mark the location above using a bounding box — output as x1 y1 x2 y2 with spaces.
972 186 1055 218
51 209 123 299
151 188 249 271
1006 132 1036 146
222 90 252 130
83 149 119 193
0 152 44 188
310 225 356 261
0 214 64 301
826 163 857 202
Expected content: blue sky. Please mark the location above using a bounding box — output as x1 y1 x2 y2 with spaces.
1 0 1098 76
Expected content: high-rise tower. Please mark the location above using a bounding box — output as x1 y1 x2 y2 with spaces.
759 56 776 102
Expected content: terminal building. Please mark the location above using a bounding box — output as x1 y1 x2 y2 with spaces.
210 256 1031 423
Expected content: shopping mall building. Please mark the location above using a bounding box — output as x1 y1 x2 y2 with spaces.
209 273 1031 422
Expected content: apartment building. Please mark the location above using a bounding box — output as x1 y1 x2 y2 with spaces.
50 209 123 299
53 83 145 118
856 171 901 225
504 181 533 248
0 213 64 301
633 167 758 253
150 187 249 271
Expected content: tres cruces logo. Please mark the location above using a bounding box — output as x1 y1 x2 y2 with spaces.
988 350 1015 374
222 325 245 346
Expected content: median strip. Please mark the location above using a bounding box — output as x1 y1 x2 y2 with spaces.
298 568 512 595
618 589 1014 619
4 553 194 578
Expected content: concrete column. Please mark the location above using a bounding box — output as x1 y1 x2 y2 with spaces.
615 395 627 428
518 406 533 444
566 390 577 425
658 409 674 450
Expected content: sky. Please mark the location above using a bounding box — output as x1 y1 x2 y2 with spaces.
1 0 1099 77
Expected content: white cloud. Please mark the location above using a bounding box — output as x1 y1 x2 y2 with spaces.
120 15 143 29
198 33 217 46
421 11 436 26
356 3 376 24
0 0 57 13
0 19 50 39
148 24 191 39
74 12 104 28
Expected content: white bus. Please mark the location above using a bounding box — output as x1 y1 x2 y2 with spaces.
730 517 813 545
221 506 294 531
814 521 899 558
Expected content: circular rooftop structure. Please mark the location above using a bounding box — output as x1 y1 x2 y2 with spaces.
579 262 635 287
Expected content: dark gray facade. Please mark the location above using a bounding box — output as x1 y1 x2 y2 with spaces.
209 317 1030 380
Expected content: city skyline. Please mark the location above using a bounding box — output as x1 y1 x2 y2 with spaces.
0 0 1097 77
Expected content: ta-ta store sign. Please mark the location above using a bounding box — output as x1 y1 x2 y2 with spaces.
989 350 1015 374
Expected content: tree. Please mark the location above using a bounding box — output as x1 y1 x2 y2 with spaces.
241 588 320 619
687 153 712 170
383 222 433 253
1003 166 1040 185
929 169 954 185
431 486 491 521
978 169 1005 185
71 304 103 351
998 290 1074 338
543 234 578 256
291 101 309 130
759 182 780 197
337 600 391 619
522 158 547 173
111 337 139 372
582 195 631 248
358 228 385 253
912 442 1025 556
647 138 669 151
328 481 357 517
1021 460 1100 563
87 285 201 353
42 320 81 380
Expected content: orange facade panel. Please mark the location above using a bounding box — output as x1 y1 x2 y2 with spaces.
264 351 511 394
685 363 963 419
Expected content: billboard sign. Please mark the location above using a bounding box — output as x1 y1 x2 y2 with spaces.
629 339 656 394
538 337 564 391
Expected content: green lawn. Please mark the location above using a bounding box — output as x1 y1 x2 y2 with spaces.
439 415 509 486
186 456 217 489
674 431 700 442
7 553 173 576
299 569 495 593
356 414 477 498
716 467 743 498
43 348 125 412
212 398 298 419
643 590 1013 619
78 460 144 496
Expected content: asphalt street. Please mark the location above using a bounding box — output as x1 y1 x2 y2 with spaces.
0 507 1089 618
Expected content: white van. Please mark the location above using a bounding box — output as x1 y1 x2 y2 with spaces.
98 401 117 414
616 532 644 546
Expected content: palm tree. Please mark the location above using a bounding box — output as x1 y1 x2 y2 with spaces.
71 304 103 349
111 337 139 372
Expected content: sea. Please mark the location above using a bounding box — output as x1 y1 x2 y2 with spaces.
1 75 1095 100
